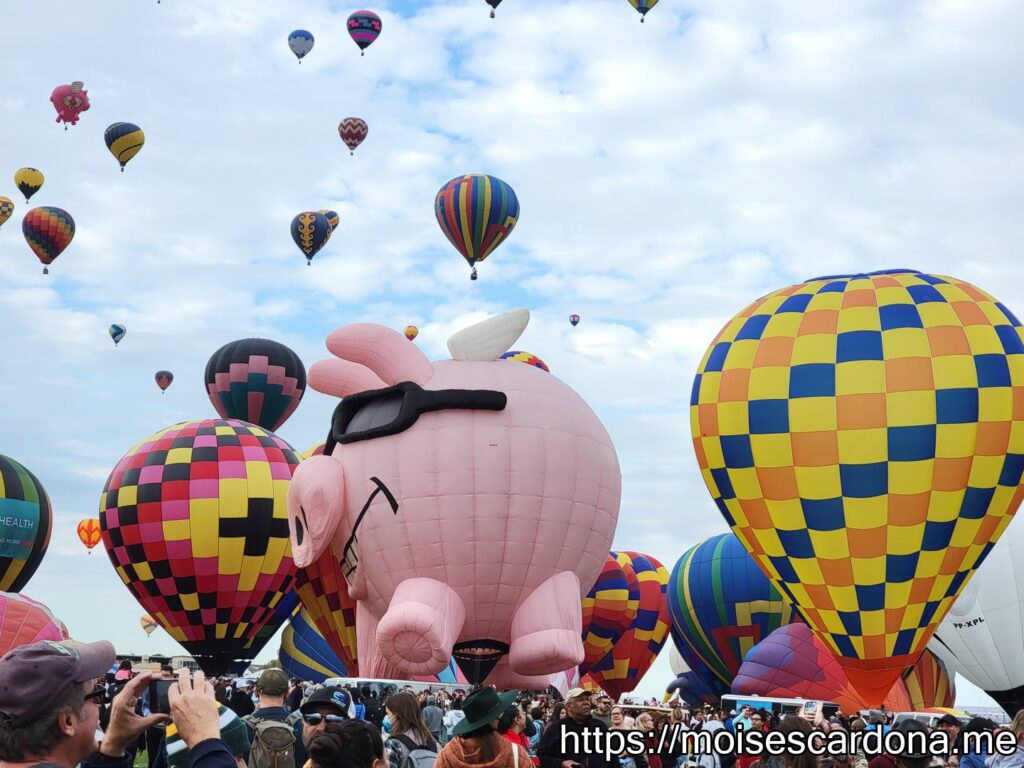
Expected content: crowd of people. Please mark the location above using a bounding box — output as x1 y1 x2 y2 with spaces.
3 639 1024 768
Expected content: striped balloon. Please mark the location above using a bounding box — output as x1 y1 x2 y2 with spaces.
104 123 145 171
347 11 382 55
580 553 640 676
500 351 550 372
77 518 102 552
294 551 359 674
628 0 659 22
22 207 74 274
0 456 52 593
435 174 519 280
338 118 368 155
290 211 332 265
0 197 13 228
280 607 349 683
0 592 68 657
903 648 956 710
585 551 670 699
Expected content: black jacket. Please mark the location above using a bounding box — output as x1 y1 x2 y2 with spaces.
537 717 622 768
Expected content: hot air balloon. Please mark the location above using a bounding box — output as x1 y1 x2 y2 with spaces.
403 326 419 341
50 82 90 128
303 442 326 460
293 550 359 674
435 174 519 280
570 314 580 327
279 607 349 683
665 644 725 706
0 592 68 657
500 351 550 372
155 370 173 393
14 168 43 204
141 615 159 636
0 455 52 593
731 623 914 714
584 552 670 699
668 533 803 688
929 509 1024 716
485 0 502 18
109 324 126 347
338 118 368 155
628 0 658 22
23 207 74 274
204 338 307 432
691 268 1024 704
98 419 301 675
318 210 340 232
246 588 300 659
0 198 13 228
579 553 640 676
347 11 382 55
288 30 314 62
104 123 145 172
903 649 956 711
290 211 332 265
76 518 101 553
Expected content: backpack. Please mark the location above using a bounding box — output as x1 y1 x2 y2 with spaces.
243 713 301 768
392 734 439 768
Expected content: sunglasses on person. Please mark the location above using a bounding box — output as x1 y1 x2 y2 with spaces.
85 683 106 703
323 381 506 453
302 713 347 725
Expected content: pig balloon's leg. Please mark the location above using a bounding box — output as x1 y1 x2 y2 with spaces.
356 602 404 679
485 655 557 691
509 571 585 676
376 577 466 676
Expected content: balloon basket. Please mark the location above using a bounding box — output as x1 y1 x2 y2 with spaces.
42 267 48 275
120 167 125 173
491 9 495 17
361 51 365 57
470 268 478 281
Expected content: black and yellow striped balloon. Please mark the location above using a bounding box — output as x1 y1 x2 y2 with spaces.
104 123 145 171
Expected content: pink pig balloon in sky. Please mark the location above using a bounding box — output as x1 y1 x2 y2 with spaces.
288 309 621 688
50 82 90 128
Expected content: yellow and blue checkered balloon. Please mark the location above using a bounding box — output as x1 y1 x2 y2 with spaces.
690 269 1024 704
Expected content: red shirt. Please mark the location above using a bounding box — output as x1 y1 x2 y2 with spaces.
502 730 539 766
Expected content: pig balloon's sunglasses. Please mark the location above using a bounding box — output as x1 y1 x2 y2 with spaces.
322 381 507 454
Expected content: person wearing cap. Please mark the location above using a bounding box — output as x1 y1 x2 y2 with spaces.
297 688 352 768
240 669 303 768
435 687 530 768
536 689 619 768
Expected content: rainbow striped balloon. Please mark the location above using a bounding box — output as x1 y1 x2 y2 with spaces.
628 0 659 22
435 173 519 280
580 553 640 676
500 350 550 372
22 207 74 274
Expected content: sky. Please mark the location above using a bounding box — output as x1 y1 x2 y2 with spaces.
2 0 1023 707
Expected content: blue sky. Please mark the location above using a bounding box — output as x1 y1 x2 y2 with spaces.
3 0 1024 705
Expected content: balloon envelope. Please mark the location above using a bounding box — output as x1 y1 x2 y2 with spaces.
338 118 368 154
435 174 519 276
404 326 418 341
23 207 74 273
903 648 956 711
288 30 314 60
109 324 126 346
317 210 340 231
628 0 659 19
204 338 306 432
155 371 173 391
668 533 803 688
77 518 101 551
0 197 13 228
14 168 43 203
0 592 68 656
279 607 348 683
0 455 52 593
580 553 640 676
347 11 382 52
291 211 332 264
500 351 550 372
104 123 145 170
99 419 300 675
691 269 1024 703
141 614 159 636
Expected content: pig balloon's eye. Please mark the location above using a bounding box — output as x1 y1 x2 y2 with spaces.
295 509 305 546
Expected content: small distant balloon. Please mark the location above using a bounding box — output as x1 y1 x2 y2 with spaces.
14 169 44 204
570 314 580 327
291 211 332 265
50 82 90 128
404 325 418 341
76 518 101 553
486 0 502 17
628 0 658 22
500 350 550 372
141 615 159 636
108 324 126 347
317 210 340 232
104 123 145 172
347 10 382 56
0 198 12 228
338 117 368 155
23 207 75 275
155 370 173 393
288 30 314 62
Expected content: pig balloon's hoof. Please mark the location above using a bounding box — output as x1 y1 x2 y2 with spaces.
509 628 584 677
377 602 451 676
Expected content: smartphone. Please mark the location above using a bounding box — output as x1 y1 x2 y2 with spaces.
803 701 818 715
149 679 174 715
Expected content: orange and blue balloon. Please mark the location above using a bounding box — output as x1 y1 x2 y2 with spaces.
23 207 75 275
104 123 145 171
435 173 519 280
580 553 640 676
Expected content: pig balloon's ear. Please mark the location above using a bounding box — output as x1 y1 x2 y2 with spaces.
448 308 529 361
326 323 432 385
309 359 388 398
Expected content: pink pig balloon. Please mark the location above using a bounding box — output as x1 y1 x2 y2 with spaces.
288 309 621 689
50 82 90 129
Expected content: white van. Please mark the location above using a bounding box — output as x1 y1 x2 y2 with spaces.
721 694 841 719
322 676 469 700
892 712 971 728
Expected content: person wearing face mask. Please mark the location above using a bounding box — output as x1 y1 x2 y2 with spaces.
384 693 438 768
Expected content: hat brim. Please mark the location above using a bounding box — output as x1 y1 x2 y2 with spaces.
71 640 117 683
452 690 519 736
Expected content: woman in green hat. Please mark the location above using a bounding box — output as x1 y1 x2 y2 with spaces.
436 688 531 768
